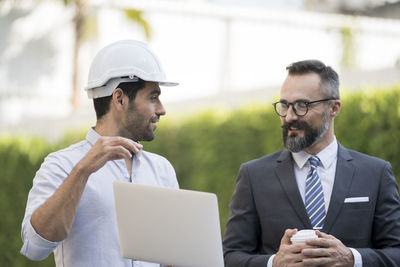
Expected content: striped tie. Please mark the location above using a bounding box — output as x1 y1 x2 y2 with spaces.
305 156 326 230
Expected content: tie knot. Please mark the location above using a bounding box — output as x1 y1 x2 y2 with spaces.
308 156 320 168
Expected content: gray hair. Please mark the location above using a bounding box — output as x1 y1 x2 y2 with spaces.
286 59 340 99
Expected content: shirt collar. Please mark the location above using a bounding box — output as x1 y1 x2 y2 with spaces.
85 127 143 160
292 137 338 170
86 127 101 146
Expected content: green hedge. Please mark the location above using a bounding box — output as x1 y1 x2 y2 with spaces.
0 138 56 266
2 85 400 266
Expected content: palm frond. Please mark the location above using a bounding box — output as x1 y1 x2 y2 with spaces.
124 9 152 40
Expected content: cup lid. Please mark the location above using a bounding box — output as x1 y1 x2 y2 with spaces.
290 229 318 243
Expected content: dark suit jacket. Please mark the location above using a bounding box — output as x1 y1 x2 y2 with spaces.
223 144 400 267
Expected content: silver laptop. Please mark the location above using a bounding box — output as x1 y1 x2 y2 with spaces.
113 181 224 267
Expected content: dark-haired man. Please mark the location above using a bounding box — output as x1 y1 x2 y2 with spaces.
223 59 400 267
21 40 178 267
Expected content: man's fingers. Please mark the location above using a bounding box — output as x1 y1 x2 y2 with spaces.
302 247 331 257
306 237 332 248
109 146 133 160
281 228 297 245
315 230 334 240
81 136 144 175
112 137 143 153
131 142 143 153
302 256 332 266
99 136 143 154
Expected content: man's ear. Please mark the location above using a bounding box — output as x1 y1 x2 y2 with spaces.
330 99 341 117
111 88 127 111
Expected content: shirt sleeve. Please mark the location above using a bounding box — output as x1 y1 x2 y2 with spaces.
159 155 179 189
267 254 275 267
20 152 71 260
20 218 61 260
349 248 362 267
167 162 179 189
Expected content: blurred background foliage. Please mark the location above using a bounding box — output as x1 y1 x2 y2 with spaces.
2 85 400 266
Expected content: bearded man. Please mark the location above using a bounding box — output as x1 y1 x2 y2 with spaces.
223 59 400 267
21 40 178 267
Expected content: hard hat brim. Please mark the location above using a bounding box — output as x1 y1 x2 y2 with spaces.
86 77 179 99
158 81 179 87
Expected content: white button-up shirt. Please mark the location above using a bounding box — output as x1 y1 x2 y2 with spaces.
21 128 179 267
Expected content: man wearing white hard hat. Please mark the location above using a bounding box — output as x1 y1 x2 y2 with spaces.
20 40 178 267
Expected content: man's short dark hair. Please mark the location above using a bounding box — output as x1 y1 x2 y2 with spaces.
286 59 340 99
93 79 146 120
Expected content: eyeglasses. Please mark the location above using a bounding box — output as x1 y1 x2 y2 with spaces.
272 98 336 117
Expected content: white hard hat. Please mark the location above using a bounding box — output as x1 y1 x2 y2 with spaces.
85 40 178 99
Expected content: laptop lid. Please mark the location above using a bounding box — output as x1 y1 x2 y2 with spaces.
113 182 224 267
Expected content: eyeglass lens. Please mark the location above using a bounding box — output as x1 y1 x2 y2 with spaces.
275 102 308 116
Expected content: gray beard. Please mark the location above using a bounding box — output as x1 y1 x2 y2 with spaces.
283 111 329 153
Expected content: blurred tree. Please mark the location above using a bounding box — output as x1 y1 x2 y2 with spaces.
0 1 57 99
124 9 152 40
0 0 152 109
60 0 152 109
64 0 86 109
340 26 358 69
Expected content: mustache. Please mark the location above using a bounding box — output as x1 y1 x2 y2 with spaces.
281 120 309 130
150 116 160 122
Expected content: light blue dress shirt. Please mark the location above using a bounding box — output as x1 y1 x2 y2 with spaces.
21 128 179 267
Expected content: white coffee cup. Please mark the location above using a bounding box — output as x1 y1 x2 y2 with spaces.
290 229 318 244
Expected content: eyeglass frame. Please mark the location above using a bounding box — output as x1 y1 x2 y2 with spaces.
272 97 337 117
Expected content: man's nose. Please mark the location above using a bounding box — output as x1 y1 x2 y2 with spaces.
157 101 166 116
284 105 298 122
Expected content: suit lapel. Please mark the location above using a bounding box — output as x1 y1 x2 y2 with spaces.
323 144 355 233
275 150 312 229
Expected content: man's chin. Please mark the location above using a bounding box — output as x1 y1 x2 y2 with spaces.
284 136 307 153
141 137 154 142
142 132 155 142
